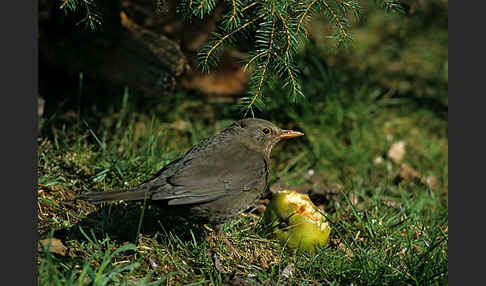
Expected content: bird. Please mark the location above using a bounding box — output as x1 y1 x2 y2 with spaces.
79 118 304 225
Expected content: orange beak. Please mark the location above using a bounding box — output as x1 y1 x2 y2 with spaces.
278 130 304 139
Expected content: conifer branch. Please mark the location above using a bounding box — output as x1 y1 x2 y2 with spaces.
242 2 258 12
277 12 292 56
198 0 206 9
59 0 72 10
382 0 406 14
244 50 269 72
229 0 237 23
248 6 276 111
297 0 318 33
274 52 300 97
248 57 270 110
341 1 361 20
321 0 348 41
203 13 266 67
78 0 102 30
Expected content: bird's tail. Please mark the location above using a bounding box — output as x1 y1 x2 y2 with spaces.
78 189 150 203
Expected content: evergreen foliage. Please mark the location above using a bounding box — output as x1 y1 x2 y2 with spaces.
59 0 102 30
57 0 406 113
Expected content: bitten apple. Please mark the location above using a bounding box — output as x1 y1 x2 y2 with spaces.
263 190 331 252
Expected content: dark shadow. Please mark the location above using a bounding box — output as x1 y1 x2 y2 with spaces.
49 201 211 246
399 92 448 122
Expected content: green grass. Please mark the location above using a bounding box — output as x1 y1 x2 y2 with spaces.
38 46 448 284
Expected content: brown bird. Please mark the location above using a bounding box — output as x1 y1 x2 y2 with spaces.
79 118 304 225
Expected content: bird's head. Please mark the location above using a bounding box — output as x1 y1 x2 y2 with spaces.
230 118 304 158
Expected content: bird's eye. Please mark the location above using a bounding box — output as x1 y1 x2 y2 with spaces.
262 128 271 135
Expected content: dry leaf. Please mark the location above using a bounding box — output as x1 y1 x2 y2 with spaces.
38 238 67 256
421 175 440 190
400 163 420 180
338 242 354 259
281 263 295 279
374 156 384 165
349 193 359 206
388 141 406 164
169 120 190 131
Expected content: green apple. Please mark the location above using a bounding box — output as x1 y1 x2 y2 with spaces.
263 190 331 253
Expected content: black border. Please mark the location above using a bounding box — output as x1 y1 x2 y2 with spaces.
3 0 37 284
449 0 478 284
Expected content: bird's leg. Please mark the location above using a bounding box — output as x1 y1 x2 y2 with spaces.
214 223 242 260
204 224 226 272
222 237 241 260
204 222 242 270
207 248 225 273
213 223 224 233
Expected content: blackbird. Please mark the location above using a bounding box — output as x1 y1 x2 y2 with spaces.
79 118 304 224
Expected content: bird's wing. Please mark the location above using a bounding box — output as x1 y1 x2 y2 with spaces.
149 139 267 205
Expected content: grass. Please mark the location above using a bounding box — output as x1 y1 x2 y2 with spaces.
38 48 448 284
